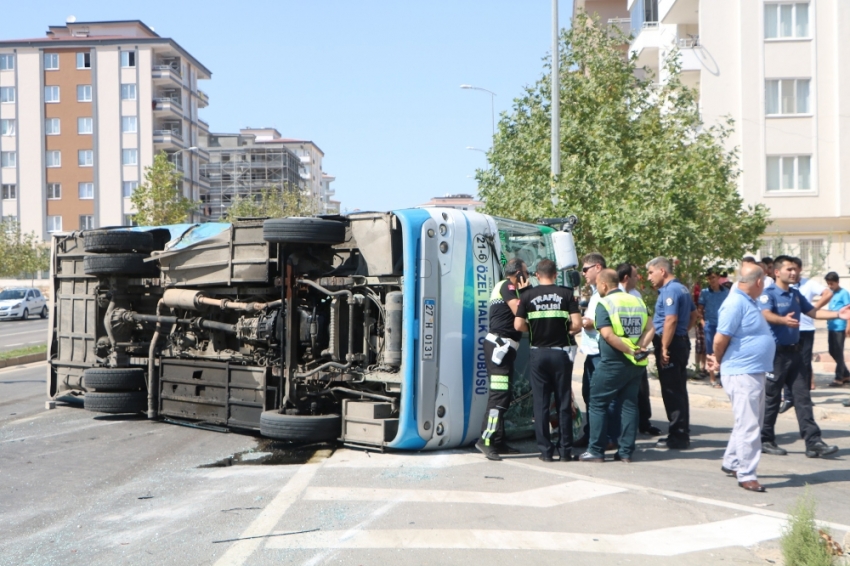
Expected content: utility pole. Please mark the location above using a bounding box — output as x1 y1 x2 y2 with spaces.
551 0 560 206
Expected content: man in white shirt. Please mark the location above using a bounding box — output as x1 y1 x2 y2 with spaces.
576 253 620 449
618 262 662 436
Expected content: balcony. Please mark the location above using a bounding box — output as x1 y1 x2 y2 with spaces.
630 22 661 69
197 118 209 133
152 65 182 87
153 129 183 147
608 18 632 38
153 97 183 119
659 0 699 25
197 89 209 108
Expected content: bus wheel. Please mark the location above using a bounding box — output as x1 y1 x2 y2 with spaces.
83 368 147 391
259 411 340 442
262 218 346 245
84 391 147 414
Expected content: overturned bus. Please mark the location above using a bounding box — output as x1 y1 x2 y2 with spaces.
47 209 578 451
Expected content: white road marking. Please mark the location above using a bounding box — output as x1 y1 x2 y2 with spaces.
301 500 400 566
267 514 786 555
324 449 481 469
304 480 625 508
213 463 321 566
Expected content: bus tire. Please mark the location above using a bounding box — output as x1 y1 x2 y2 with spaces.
84 253 158 277
260 411 340 442
262 218 345 245
84 391 147 414
84 230 154 253
84 368 146 392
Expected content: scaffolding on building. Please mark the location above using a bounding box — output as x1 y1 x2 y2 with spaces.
200 145 302 220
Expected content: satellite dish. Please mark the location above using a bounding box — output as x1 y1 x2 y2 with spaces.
66 15 77 23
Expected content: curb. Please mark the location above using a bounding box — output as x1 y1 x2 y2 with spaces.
0 352 47 369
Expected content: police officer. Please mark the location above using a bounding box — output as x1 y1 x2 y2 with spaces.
579 269 654 463
475 257 530 461
515 258 582 462
646 256 697 450
759 255 846 458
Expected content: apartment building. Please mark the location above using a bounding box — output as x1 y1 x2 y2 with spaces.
278 138 338 214
577 0 850 275
419 194 484 211
0 19 211 238
199 128 302 219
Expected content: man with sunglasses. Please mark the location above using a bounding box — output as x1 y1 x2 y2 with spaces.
475 257 530 461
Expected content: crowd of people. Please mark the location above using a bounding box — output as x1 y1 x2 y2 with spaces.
475 252 850 494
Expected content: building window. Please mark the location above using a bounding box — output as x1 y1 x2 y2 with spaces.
1 151 15 168
80 215 94 230
0 54 14 71
121 116 137 133
47 183 61 199
766 155 812 192
78 182 94 199
46 150 61 168
765 3 809 39
76 52 91 69
765 79 810 115
78 150 93 167
0 87 14 103
120 51 136 68
77 85 92 102
47 215 62 232
124 214 137 226
122 180 138 197
45 118 60 135
121 84 137 100
1 184 15 199
122 149 138 165
44 85 60 103
78 117 92 135
798 238 824 271
0 119 14 136
44 53 59 70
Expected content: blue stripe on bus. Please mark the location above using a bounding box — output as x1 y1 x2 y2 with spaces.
386 208 429 450
461 215 474 440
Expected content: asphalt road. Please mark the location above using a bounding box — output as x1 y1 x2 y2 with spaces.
2 363 849 566
0 317 49 353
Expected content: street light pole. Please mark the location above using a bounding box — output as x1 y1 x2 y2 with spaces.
460 84 496 139
551 0 560 185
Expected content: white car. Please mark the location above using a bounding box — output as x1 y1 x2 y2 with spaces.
0 288 48 321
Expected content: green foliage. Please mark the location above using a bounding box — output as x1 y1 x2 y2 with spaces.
0 218 49 279
780 489 835 566
130 151 196 226
0 344 47 361
478 12 770 285
223 185 315 222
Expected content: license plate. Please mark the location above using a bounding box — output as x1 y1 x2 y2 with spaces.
422 298 436 360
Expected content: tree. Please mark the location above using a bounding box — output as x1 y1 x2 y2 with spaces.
130 151 196 226
0 218 49 282
223 184 315 222
477 12 770 286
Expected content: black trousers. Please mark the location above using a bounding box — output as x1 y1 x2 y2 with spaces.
763 346 822 448
479 340 516 447
785 330 814 400
653 334 691 443
529 348 573 459
827 331 850 380
638 369 652 430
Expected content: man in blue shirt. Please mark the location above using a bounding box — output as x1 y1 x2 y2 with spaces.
647 256 697 449
699 270 729 388
759 255 849 458
824 271 850 387
708 263 774 492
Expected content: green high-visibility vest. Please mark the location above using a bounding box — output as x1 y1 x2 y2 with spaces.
596 292 649 367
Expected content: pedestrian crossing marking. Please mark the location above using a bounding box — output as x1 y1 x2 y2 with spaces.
304 480 626 508
266 514 786 555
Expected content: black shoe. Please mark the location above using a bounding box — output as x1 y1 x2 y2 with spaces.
573 435 589 448
778 400 793 414
493 443 520 455
844 398 850 407
640 426 663 436
474 440 502 461
761 441 787 456
805 441 839 458
538 454 554 462
614 453 632 463
559 453 576 462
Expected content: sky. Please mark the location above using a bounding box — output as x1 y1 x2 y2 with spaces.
1 1 574 212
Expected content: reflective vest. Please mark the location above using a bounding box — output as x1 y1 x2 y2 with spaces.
596 292 649 366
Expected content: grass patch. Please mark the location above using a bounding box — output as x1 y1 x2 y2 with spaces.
781 488 836 566
0 344 47 361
